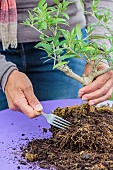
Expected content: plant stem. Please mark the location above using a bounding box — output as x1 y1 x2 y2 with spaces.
30 24 49 38
96 66 113 76
57 65 84 84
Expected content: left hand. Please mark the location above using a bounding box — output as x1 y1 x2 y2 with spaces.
78 62 113 105
5 70 43 118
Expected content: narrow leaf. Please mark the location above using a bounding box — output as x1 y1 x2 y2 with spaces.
41 21 47 29
53 62 68 69
35 42 52 52
54 0 59 4
62 13 69 20
38 0 46 7
76 24 82 40
60 54 76 60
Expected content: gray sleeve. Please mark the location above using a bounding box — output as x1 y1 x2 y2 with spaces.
83 0 113 50
0 54 18 92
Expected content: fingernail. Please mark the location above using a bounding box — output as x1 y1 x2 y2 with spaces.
78 91 84 97
34 110 41 116
34 104 43 111
89 101 95 106
82 97 88 101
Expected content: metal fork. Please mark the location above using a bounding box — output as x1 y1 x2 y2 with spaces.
42 112 71 130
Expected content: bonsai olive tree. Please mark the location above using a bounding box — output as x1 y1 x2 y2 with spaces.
24 0 113 86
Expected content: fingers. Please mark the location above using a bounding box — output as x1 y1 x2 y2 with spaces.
17 98 37 118
79 72 110 96
79 75 110 99
78 74 113 105
15 87 43 118
82 80 112 105
81 62 110 95
88 88 113 105
84 63 93 76
23 84 43 112
7 94 42 118
83 79 112 100
5 70 43 118
18 99 43 118
78 63 113 105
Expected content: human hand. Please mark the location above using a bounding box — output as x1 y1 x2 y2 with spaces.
5 70 43 118
78 62 113 105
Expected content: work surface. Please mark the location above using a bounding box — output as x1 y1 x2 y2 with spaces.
0 99 112 170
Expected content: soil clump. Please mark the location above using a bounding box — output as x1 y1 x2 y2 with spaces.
22 104 113 170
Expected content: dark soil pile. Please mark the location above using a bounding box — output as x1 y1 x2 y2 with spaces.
22 104 113 170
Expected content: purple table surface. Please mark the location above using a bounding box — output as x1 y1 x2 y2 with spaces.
0 99 113 170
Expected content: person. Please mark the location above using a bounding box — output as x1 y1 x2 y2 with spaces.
0 0 113 118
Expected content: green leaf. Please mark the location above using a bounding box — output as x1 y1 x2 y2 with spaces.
28 11 34 24
23 19 30 26
55 48 64 55
45 37 54 42
103 17 108 23
62 12 69 20
85 47 95 51
53 62 68 69
98 15 103 20
89 35 106 40
87 25 95 35
60 29 68 40
53 32 61 47
54 0 59 5
60 54 76 60
80 46 95 53
52 39 58 47
41 21 47 29
93 0 100 6
35 42 52 52
59 40 66 46
52 18 66 24
76 24 82 40
90 56 98 60
38 0 46 7
107 47 113 53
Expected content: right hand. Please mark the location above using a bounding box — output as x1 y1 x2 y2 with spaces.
5 70 43 118
78 62 113 105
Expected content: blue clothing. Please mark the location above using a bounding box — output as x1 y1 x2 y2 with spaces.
0 28 87 110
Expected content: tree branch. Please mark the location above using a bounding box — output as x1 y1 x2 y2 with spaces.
96 66 113 77
57 65 84 84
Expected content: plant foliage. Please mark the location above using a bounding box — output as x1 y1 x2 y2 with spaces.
24 0 113 85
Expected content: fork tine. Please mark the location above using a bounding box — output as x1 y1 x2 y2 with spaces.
53 118 71 126
54 115 71 125
51 122 66 130
53 120 69 128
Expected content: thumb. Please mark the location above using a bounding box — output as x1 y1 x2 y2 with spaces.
24 86 43 115
84 64 93 76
